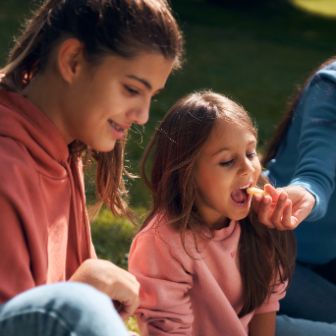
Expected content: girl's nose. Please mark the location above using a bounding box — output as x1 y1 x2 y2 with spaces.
133 97 151 125
240 158 255 176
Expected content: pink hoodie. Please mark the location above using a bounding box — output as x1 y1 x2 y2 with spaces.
129 214 286 336
0 89 95 303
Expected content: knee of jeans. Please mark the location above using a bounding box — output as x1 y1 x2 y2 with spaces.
4 282 113 318
46 282 113 313
47 283 127 333
1 283 128 336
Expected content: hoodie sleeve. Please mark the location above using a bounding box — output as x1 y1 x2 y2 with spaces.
0 139 48 302
129 226 194 336
254 280 287 315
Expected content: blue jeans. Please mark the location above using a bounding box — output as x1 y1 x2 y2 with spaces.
279 262 336 322
276 315 336 336
0 282 129 336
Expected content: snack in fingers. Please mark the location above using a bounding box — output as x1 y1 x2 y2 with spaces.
246 186 266 197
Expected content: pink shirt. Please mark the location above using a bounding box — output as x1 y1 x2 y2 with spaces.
0 90 95 302
129 214 285 336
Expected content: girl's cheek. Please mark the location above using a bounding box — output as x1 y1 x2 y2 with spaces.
254 165 262 179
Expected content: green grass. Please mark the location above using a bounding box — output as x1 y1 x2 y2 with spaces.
91 209 137 268
0 0 35 62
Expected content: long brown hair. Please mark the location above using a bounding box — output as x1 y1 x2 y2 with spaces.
0 0 184 217
141 91 295 316
262 56 336 166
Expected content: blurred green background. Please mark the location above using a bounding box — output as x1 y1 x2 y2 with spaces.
1 0 336 268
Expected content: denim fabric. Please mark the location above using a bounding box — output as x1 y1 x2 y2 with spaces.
276 315 336 336
0 282 129 336
279 262 336 323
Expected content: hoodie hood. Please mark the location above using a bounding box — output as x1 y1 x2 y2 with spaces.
0 89 70 176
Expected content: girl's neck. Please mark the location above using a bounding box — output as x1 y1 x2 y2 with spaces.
22 73 72 144
211 217 231 230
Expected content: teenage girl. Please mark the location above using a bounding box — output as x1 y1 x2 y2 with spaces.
129 91 296 336
0 1 183 335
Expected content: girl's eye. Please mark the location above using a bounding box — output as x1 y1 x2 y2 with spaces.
220 159 234 167
124 85 140 96
247 151 257 160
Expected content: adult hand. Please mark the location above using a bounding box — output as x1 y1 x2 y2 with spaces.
70 258 140 319
282 184 315 227
252 184 315 230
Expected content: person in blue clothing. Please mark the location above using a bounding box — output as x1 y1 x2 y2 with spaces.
261 56 336 325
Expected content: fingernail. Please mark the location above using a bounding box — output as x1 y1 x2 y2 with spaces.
279 194 286 201
263 197 270 204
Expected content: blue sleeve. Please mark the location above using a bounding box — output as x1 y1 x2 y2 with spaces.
290 70 336 222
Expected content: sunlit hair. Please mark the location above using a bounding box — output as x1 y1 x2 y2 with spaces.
0 0 183 218
141 90 295 316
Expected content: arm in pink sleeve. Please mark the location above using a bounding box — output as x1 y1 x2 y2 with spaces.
129 227 194 336
254 279 287 315
0 160 40 302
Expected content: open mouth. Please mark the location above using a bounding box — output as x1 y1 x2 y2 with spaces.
108 119 128 139
231 184 251 205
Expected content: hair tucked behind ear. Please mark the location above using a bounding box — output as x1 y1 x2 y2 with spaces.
1 0 183 218
141 90 296 316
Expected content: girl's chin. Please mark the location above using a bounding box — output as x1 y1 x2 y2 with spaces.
230 210 250 221
91 140 117 153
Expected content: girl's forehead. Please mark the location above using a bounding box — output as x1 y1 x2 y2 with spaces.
211 118 251 135
201 119 257 154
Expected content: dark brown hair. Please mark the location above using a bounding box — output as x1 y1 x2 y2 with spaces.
141 90 295 316
262 56 336 166
0 0 183 217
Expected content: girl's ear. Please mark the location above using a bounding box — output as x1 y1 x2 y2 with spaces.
56 38 85 83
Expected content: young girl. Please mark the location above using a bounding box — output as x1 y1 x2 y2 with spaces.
129 91 296 336
0 0 182 335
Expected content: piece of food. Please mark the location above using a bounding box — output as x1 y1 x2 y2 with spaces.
246 186 266 197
